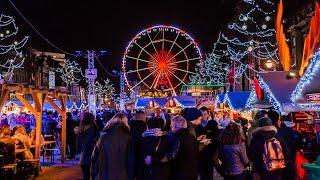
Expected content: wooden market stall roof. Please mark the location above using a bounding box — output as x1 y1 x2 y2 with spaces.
0 83 69 169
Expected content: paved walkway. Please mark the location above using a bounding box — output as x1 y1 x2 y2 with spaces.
28 160 82 180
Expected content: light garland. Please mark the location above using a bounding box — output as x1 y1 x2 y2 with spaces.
0 14 29 80
257 74 281 110
221 0 278 77
56 59 83 85
245 87 258 108
95 79 115 99
291 51 320 102
189 53 229 85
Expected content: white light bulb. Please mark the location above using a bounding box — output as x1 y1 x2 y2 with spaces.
14 41 18 45
0 34 3 37
242 24 247 30
6 30 10 34
265 16 271 21
262 24 267 29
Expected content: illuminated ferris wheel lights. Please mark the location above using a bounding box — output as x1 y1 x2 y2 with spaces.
123 25 202 93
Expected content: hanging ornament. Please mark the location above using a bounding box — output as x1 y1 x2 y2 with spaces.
265 16 271 21
262 24 267 29
242 24 248 30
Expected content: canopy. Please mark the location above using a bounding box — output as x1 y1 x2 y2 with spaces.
291 51 320 104
225 91 250 111
174 96 196 108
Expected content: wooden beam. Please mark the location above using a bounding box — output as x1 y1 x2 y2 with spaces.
15 94 38 115
45 97 63 115
32 93 42 112
33 92 45 172
59 96 67 162
0 89 9 111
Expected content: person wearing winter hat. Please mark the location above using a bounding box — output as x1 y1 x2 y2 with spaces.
249 117 289 180
181 107 203 138
277 115 301 180
268 110 281 129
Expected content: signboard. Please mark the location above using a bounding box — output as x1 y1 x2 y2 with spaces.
49 71 55 89
85 69 97 79
305 93 320 103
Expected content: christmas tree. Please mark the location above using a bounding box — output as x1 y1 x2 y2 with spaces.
223 0 278 69
0 14 28 81
189 53 229 85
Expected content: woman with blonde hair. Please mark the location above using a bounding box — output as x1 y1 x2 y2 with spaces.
91 113 134 180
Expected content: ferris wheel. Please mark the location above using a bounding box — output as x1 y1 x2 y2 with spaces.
122 25 202 95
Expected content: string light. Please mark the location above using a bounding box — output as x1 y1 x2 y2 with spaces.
189 53 229 85
56 59 83 85
95 79 115 99
0 14 29 80
257 74 281 110
291 51 320 102
245 87 258 108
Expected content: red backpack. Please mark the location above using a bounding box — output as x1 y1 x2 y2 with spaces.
262 137 286 171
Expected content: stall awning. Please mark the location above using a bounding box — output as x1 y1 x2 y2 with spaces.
135 98 152 108
174 96 196 108
153 98 167 108
225 91 250 111
291 51 320 104
257 71 320 112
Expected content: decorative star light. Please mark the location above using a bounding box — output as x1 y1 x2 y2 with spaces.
0 14 29 80
56 59 83 85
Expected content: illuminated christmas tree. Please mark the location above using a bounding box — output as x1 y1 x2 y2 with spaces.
0 14 29 81
189 53 229 85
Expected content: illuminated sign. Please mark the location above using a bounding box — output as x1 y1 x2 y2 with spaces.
305 93 320 103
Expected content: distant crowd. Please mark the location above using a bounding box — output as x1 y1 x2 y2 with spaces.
74 107 302 180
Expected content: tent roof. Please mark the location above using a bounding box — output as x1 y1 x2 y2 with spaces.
291 51 320 103
225 91 250 111
174 96 196 108
258 71 299 107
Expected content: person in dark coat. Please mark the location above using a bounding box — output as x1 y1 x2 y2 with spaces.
198 106 219 180
170 115 199 180
91 113 134 180
277 115 301 180
129 111 147 180
76 112 100 180
142 117 179 180
249 117 289 180
66 112 77 159
218 122 250 180
42 111 58 135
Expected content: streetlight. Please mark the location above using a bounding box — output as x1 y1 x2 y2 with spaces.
265 59 274 70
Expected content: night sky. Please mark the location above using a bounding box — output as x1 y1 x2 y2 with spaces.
0 0 310 86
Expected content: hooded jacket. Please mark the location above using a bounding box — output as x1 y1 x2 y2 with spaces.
91 124 134 180
249 125 289 172
140 128 179 180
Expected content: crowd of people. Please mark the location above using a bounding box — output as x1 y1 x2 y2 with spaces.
75 107 303 180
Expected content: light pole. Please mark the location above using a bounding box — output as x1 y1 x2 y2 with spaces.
112 70 125 111
76 50 106 116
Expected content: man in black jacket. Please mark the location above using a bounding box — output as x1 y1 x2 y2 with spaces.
129 111 147 180
170 115 199 180
249 117 289 180
277 115 301 180
198 107 219 180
